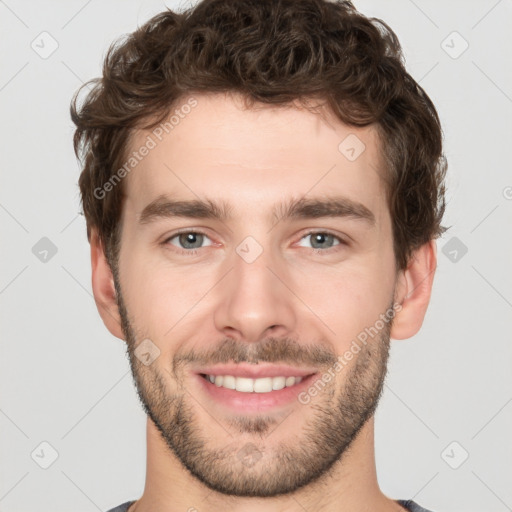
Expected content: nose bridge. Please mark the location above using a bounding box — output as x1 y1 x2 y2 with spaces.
213 235 297 342
233 237 279 298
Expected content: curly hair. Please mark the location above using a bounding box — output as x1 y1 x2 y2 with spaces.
70 0 448 272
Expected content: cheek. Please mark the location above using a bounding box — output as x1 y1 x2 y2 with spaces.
119 226 396 351
118 248 166 331
292 257 394 349
120 248 216 339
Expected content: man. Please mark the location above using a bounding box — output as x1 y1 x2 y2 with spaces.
70 0 448 510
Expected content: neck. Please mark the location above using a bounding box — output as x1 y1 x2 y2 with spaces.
129 416 404 512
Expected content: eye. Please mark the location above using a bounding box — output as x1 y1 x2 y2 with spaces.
297 231 345 251
163 230 213 254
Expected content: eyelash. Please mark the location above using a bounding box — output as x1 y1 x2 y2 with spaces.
161 229 348 257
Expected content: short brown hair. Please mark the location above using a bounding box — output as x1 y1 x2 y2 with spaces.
71 0 448 272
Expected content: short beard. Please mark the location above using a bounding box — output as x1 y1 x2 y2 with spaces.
113 271 392 498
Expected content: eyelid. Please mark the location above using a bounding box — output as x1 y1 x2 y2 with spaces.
297 229 349 246
162 228 214 246
161 228 350 255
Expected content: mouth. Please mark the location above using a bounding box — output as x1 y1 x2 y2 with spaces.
191 364 319 412
199 373 311 393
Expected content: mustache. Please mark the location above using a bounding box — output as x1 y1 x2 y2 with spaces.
172 337 338 371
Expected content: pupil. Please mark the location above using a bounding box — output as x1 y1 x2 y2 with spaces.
313 233 330 249
180 232 201 248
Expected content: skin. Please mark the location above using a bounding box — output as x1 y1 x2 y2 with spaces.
90 91 437 512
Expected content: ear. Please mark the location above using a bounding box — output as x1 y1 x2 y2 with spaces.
90 228 125 340
390 239 437 340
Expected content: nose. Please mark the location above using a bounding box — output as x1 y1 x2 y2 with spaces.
213 242 298 344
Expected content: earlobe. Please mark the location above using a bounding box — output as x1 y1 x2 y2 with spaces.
90 229 125 340
390 240 437 340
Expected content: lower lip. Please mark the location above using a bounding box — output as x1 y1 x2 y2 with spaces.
194 373 318 413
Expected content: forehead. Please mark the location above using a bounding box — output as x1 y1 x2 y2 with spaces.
122 92 387 224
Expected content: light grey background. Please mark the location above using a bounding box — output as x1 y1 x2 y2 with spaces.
1 1 511 511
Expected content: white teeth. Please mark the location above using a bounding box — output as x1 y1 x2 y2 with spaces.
235 377 254 392
272 376 286 390
253 377 273 393
204 374 304 393
222 375 236 390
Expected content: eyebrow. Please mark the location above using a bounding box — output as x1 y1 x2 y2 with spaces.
138 194 376 227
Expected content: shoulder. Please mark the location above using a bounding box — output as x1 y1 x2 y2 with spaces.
397 499 435 512
104 500 136 512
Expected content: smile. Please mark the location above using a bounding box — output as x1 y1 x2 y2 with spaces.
201 374 305 393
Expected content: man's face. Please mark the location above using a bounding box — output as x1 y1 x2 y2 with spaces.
113 93 399 497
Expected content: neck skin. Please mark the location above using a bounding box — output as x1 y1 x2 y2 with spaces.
127 416 406 512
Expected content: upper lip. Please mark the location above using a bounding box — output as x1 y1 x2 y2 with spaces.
194 363 318 379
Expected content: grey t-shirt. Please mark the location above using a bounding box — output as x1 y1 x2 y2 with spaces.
106 498 434 511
